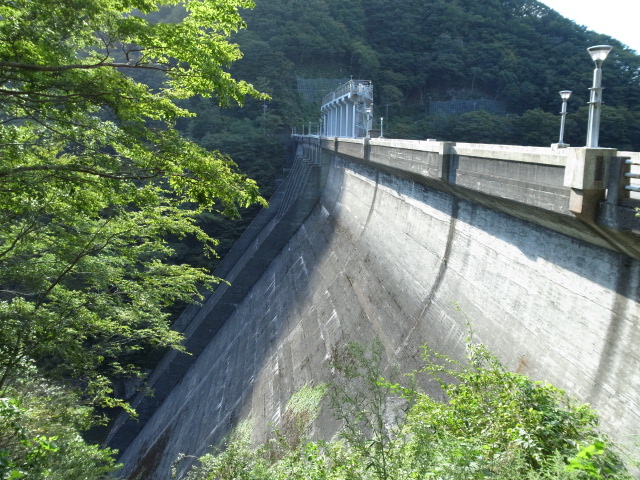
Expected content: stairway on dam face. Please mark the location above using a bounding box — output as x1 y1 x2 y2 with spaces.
111 142 640 479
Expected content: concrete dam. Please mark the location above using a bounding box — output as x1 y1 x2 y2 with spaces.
107 136 640 479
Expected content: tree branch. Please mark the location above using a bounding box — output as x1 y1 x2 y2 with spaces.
0 164 162 180
0 61 172 73
0 88 110 100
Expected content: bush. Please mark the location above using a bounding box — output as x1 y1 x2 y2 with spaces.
0 370 119 479
182 339 634 480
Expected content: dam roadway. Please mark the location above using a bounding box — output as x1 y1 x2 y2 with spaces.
109 136 640 479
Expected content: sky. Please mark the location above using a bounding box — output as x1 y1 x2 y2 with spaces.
538 0 640 53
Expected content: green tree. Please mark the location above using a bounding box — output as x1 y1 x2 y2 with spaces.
0 0 266 421
451 110 512 144
329 340 403 480
512 108 559 146
0 372 119 479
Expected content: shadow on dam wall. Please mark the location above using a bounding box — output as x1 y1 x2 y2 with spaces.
113 147 640 479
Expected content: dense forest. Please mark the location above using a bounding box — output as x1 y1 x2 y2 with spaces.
218 0 640 148
0 0 639 477
158 0 640 269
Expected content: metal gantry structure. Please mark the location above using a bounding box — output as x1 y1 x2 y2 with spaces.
320 79 373 138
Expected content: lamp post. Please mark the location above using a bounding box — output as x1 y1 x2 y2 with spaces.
585 45 612 148
557 90 572 147
380 117 384 138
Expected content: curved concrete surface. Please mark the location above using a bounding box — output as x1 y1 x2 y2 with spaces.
117 152 640 479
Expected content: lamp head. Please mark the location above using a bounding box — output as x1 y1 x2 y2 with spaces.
587 45 613 67
559 90 572 101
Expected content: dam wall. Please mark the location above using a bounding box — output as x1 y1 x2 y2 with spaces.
113 140 640 479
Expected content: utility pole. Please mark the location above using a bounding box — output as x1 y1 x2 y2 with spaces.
385 103 389 136
262 103 268 135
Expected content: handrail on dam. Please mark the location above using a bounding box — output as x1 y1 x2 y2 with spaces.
293 134 640 260
321 79 373 105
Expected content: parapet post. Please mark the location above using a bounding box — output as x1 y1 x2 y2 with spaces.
363 136 371 162
605 156 631 206
439 141 456 184
563 147 616 221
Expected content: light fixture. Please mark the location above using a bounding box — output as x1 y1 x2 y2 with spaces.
587 45 613 66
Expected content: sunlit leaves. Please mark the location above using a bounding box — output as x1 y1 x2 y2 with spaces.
0 0 266 429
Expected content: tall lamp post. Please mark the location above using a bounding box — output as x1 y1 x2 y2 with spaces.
557 90 572 147
585 45 612 148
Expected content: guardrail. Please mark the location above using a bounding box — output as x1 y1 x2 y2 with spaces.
321 79 373 106
626 158 640 193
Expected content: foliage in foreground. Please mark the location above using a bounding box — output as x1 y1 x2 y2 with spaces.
0 371 118 479
182 339 634 480
0 0 267 477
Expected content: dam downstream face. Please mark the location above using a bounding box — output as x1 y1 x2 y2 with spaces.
119 154 640 479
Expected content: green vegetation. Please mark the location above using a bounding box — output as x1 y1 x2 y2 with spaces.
165 0 640 266
183 339 634 479
0 0 266 476
221 0 640 149
1 0 639 477
0 371 118 479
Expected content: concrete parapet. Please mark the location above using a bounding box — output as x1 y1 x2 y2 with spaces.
563 147 616 220
313 136 639 259
453 142 568 166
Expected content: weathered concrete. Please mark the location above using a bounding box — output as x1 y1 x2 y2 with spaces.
113 141 640 479
105 144 326 454
319 137 640 259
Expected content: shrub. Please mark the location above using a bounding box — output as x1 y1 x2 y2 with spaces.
0 371 118 479
182 339 635 480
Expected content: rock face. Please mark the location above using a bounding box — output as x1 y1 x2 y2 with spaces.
115 150 640 480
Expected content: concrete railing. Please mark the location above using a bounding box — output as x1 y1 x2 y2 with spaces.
294 135 640 260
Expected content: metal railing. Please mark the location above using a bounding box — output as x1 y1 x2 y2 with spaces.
291 124 322 136
606 156 640 205
321 79 373 106
625 158 640 193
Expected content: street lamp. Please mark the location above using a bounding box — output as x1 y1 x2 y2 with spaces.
585 45 612 147
557 90 572 147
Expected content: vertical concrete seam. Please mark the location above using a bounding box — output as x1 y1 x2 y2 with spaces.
360 170 380 237
417 196 460 321
589 256 634 403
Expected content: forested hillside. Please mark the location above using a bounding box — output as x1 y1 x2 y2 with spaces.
216 0 640 148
